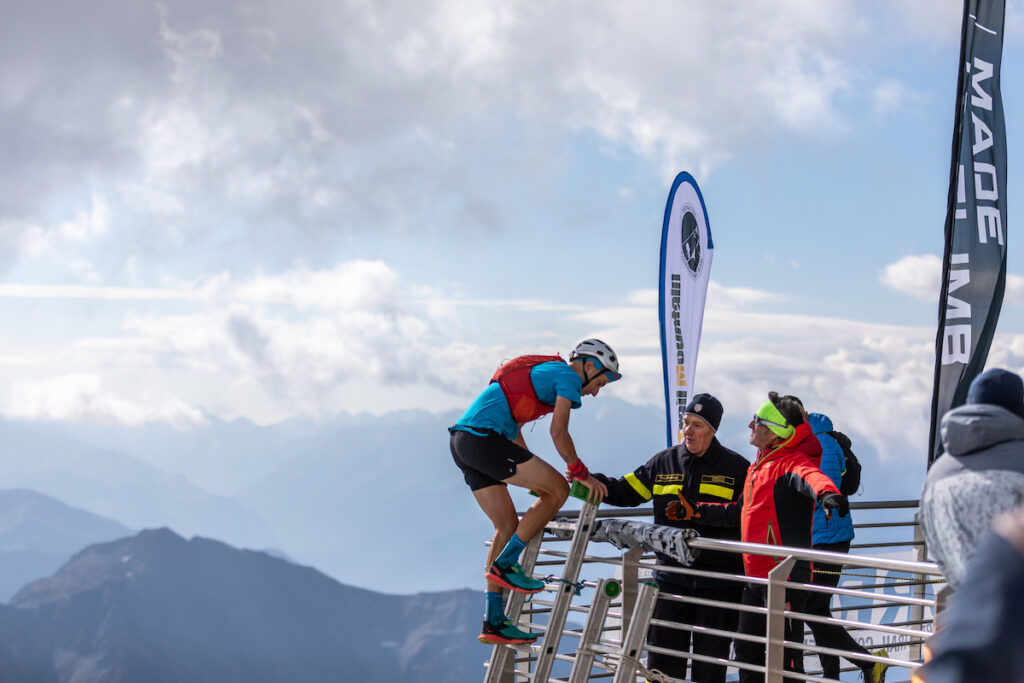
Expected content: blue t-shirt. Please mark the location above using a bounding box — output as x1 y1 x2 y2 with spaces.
453 361 583 439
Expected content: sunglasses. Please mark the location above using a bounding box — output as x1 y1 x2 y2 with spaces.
752 415 787 429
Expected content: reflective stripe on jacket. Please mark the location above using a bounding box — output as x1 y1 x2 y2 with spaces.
593 438 749 586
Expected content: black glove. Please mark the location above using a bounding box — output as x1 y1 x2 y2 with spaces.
818 492 849 519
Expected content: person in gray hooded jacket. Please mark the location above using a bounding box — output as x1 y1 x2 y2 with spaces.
920 368 1024 588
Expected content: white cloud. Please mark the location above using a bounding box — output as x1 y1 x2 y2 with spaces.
232 261 405 311
893 0 971 43
495 1 865 177
2 0 934 276
20 193 112 258
2 265 1022 469
566 281 953 464
873 79 913 116
0 284 201 300
576 276 1024 467
4 373 206 428
0 1 1010 451
602 283 786 317
708 282 788 310
881 254 942 302
882 253 1024 305
157 6 224 90
0 261 529 423
1008 272 1024 304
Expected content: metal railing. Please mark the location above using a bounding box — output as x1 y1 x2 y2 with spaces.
482 500 941 683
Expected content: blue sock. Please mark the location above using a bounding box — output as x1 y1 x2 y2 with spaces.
495 534 526 569
485 591 505 625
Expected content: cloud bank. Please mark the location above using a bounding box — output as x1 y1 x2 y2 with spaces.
2 260 1022 469
2 0 966 280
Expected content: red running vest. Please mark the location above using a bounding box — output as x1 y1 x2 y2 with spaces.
490 355 566 424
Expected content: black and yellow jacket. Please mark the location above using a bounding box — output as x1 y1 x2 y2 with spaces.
593 438 749 587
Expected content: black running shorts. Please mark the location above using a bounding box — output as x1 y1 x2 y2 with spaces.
449 429 534 491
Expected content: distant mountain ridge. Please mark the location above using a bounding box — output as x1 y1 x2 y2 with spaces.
59 400 668 591
6 528 486 683
0 489 131 553
0 418 278 551
0 489 133 601
2 399 921 596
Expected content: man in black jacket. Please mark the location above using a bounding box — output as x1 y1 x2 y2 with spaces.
592 393 748 683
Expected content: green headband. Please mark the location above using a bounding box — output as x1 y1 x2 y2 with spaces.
754 401 795 440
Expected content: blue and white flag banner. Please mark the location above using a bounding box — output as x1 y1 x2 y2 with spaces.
928 0 1008 465
659 172 714 447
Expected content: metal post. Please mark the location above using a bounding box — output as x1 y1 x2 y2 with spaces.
910 512 927 661
567 578 621 683
611 582 659 683
619 546 643 642
531 501 599 683
934 585 953 629
485 532 545 683
765 556 796 683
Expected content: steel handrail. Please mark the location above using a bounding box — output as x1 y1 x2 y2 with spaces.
682 536 941 575
487 500 938 683
558 499 923 519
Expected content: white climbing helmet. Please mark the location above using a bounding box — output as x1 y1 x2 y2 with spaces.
570 338 621 381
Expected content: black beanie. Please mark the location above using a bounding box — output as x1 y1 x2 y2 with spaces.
685 393 723 432
967 368 1024 419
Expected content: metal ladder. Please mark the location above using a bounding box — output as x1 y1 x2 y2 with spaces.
483 502 659 682
568 578 659 683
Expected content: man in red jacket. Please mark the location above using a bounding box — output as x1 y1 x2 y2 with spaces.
688 392 849 682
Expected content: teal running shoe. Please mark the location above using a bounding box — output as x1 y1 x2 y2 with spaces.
477 619 538 645
485 562 545 594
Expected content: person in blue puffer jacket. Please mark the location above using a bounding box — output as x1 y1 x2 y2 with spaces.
802 410 879 681
810 412 855 546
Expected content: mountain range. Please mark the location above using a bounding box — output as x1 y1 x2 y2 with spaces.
0 419 278 550
0 489 133 601
0 398 927 594
3 528 486 683
5 400 669 592
0 400 932 683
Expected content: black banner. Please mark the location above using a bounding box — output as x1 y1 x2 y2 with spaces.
929 0 1008 465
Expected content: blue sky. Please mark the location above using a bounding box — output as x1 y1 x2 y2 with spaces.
2 0 1024 468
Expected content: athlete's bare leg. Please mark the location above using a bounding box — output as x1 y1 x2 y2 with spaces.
504 456 570 540
473 456 569 590
474 485 519 592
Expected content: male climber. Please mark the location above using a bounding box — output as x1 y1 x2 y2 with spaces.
449 339 619 645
